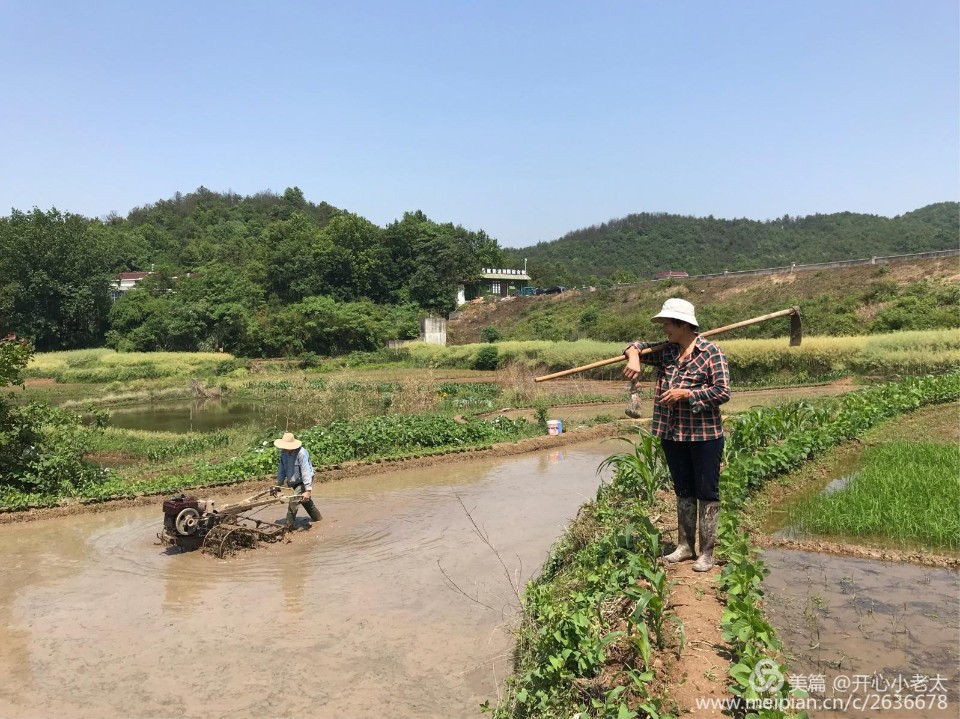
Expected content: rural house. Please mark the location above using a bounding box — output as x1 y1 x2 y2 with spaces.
111 271 151 300
457 267 532 304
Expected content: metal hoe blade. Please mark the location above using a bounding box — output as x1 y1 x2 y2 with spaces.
789 307 803 346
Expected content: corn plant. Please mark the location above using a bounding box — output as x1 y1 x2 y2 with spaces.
597 431 669 505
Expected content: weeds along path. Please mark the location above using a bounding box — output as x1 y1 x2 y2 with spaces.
490 374 960 718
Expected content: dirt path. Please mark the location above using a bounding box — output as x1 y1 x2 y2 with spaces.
651 494 730 715
752 534 960 569
484 381 857 423
665 563 729 716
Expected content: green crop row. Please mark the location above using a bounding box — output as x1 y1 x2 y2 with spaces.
786 442 960 549
493 465 679 719
81 427 239 462
0 414 539 511
495 373 959 718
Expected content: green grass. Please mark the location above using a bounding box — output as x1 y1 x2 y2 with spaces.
25 329 960 388
0 414 541 511
83 425 254 462
786 442 960 550
25 349 233 382
401 329 960 382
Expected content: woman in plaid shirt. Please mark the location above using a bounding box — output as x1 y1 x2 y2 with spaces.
623 298 730 572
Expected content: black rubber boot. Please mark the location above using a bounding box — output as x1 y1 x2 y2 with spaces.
303 499 322 522
664 497 697 562
693 501 720 572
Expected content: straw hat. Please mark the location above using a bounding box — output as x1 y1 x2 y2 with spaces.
652 298 699 327
273 432 302 450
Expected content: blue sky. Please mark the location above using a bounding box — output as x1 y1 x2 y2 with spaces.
1 1 957 247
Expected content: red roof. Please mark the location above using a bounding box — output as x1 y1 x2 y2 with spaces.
116 272 150 280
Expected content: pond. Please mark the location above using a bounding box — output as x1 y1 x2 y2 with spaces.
105 398 311 433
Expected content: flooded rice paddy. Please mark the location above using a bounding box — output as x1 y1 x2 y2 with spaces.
763 548 959 719
4 412 956 718
0 441 616 719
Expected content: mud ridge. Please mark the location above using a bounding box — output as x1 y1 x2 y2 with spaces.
753 533 960 569
653 494 730 714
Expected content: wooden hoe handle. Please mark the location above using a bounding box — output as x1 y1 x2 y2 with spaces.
533 306 800 383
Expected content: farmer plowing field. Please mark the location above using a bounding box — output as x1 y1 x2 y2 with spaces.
159 487 298 557
274 431 323 528
160 431 324 557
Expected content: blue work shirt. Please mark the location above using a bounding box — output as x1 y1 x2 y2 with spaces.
276 447 314 491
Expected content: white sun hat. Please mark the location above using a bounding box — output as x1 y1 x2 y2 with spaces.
273 432 303 450
651 298 699 327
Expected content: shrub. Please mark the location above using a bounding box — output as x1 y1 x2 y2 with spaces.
472 344 501 370
0 337 105 502
480 325 503 343
297 351 322 368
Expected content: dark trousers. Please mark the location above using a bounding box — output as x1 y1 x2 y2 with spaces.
661 437 724 501
285 484 321 524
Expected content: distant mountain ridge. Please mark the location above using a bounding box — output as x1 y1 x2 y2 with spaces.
504 202 958 286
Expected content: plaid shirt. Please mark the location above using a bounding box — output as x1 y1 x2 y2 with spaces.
625 336 730 441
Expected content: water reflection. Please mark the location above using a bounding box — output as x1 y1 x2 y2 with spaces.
107 398 312 433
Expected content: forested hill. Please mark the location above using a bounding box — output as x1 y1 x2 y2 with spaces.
0 186 504 353
0 186 955 356
505 202 959 287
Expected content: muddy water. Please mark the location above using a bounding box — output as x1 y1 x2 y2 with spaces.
0 441 616 719
762 548 960 719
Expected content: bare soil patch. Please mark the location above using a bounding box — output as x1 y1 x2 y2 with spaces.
24 378 57 387
754 534 959 569
665 563 730 716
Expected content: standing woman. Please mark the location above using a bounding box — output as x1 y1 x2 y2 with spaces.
623 298 730 572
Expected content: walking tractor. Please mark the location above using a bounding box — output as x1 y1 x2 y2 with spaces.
159 487 297 557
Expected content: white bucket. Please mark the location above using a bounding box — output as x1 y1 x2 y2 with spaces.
546 419 563 436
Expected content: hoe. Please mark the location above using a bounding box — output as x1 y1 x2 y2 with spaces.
533 306 803 416
159 487 298 558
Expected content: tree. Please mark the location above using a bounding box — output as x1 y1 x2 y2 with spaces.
0 336 103 498
0 209 117 350
0 336 35 479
